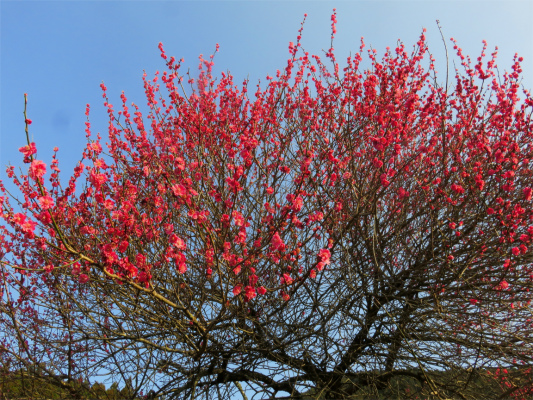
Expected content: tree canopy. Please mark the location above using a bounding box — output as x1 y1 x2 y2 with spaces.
1 12 533 400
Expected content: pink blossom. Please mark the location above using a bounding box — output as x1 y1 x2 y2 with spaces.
175 157 185 171
93 158 106 169
79 274 89 284
221 214 230 225
233 284 243 296
316 249 331 271
233 211 245 226
271 231 285 251
282 273 294 285
90 171 107 188
72 263 81 275
13 213 36 236
171 184 187 197
176 252 187 274
380 174 390 187
89 142 102 153
226 177 242 192
257 286 267 295
249 274 258 286
118 240 129 253
104 199 115 210
292 195 303 212
163 223 174 235
29 160 46 179
235 229 247 245
12 213 26 226
523 187 532 201
372 157 383 168
398 188 409 199
19 142 37 157
244 286 256 301
451 183 465 194
38 195 54 210
21 219 36 236
310 211 324 222
169 234 186 250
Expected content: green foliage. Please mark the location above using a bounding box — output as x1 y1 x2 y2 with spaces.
0 366 139 400
299 367 533 399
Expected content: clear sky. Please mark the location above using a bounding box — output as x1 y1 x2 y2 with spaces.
1 0 532 182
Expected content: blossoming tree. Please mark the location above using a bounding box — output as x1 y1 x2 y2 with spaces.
2 12 533 400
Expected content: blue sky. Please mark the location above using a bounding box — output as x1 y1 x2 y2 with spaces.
1 0 532 182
